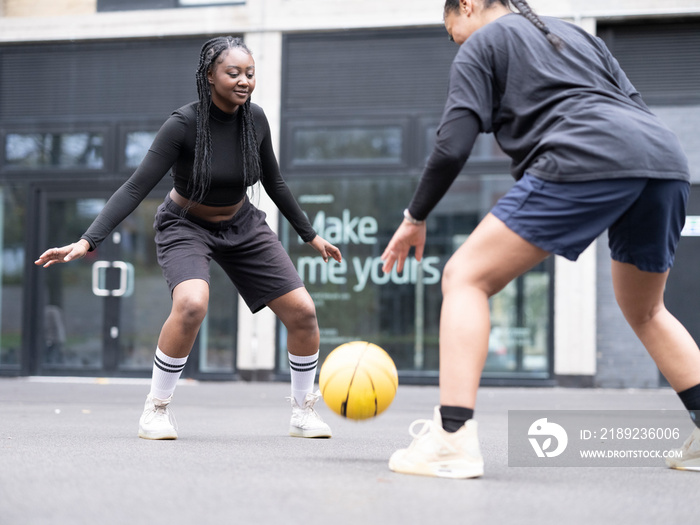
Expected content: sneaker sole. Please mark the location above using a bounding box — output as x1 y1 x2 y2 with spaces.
389 457 484 479
138 429 178 440
667 464 700 472
289 426 332 438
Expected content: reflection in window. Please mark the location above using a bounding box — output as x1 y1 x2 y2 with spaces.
125 131 157 168
485 268 549 374
0 185 26 368
5 133 104 169
196 263 237 373
280 174 550 379
292 126 402 165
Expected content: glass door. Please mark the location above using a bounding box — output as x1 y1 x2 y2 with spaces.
35 187 170 376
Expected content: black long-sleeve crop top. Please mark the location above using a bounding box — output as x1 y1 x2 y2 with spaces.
81 101 316 250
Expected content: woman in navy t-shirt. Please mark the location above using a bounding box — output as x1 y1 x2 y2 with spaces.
382 0 700 478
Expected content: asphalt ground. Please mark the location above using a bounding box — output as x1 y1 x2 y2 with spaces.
0 377 697 525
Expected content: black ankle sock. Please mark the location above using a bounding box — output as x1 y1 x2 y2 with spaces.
440 405 474 433
677 383 700 429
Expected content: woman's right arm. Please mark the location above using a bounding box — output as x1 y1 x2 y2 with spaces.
79 147 177 251
35 113 185 267
381 109 480 275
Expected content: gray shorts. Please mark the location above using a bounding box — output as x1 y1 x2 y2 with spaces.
153 194 304 313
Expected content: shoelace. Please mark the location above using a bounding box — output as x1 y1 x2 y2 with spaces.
288 395 324 427
145 401 177 429
680 429 700 455
287 392 322 410
304 392 322 406
406 419 458 454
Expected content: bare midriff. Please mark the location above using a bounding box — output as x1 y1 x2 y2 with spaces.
169 188 244 223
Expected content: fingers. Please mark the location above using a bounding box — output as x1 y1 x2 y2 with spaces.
382 250 406 274
34 247 60 267
395 252 407 274
381 221 425 273
381 245 401 274
328 244 342 263
381 256 394 274
34 244 85 268
414 243 424 262
309 237 343 263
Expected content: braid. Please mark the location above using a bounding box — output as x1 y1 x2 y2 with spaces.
189 36 262 212
239 98 262 190
443 0 564 51
509 0 564 50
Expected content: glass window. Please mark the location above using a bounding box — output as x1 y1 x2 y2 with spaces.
179 0 242 5
485 265 550 375
5 132 104 169
279 174 551 378
125 131 157 168
0 184 26 369
197 262 237 374
291 126 402 166
97 0 243 11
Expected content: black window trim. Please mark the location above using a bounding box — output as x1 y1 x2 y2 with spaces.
1 123 114 177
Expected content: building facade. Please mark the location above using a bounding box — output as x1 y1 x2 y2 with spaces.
1 0 699 388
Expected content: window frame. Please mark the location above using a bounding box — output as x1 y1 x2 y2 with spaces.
283 117 411 173
116 122 165 173
1 123 114 178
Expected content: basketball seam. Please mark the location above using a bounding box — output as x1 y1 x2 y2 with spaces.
342 341 370 418
364 367 378 417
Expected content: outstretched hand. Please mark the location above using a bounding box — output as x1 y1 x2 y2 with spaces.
35 240 90 268
308 236 342 263
381 220 426 274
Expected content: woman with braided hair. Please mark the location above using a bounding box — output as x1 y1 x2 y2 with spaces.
35 36 341 440
382 0 700 478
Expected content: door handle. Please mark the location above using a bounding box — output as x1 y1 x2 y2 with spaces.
111 261 134 297
92 261 134 297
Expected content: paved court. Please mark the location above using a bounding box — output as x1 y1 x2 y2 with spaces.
0 377 696 525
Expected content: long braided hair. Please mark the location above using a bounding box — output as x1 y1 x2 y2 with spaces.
190 36 262 209
444 0 565 50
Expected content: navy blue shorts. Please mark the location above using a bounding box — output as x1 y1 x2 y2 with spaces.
154 194 304 313
490 174 689 273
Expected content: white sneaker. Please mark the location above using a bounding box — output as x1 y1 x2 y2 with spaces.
666 427 700 471
138 394 178 440
289 391 332 438
389 406 484 479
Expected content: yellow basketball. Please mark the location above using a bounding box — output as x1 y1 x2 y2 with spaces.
319 341 398 420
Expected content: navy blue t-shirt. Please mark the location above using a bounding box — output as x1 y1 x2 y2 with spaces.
408 14 690 220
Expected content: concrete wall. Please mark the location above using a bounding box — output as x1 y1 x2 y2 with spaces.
4 0 95 17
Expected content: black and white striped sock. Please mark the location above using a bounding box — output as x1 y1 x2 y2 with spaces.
289 351 319 407
150 347 188 400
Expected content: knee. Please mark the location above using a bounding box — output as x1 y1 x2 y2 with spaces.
287 298 318 335
172 293 208 329
619 302 665 329
441 259 459 295
442 257 478 296
441 255 505 298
